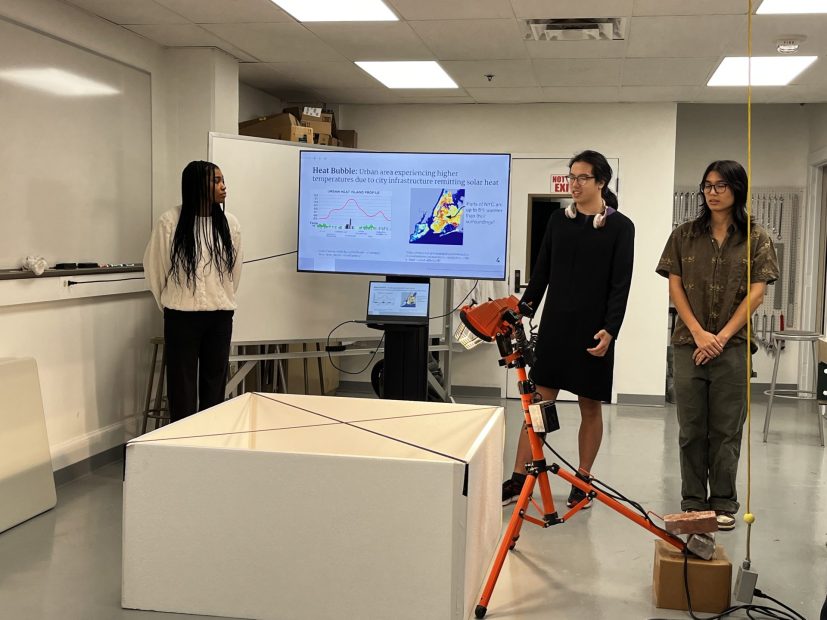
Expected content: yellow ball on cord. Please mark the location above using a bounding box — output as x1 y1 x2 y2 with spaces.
743 513 755 524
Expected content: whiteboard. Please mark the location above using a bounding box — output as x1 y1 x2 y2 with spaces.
209 134 446 342
0 17 151 269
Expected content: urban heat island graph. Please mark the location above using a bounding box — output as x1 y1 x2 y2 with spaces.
310 190 392 238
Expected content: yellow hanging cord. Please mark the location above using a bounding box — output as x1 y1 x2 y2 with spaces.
744 0 755 568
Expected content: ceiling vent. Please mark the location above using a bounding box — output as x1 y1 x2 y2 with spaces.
521 18 626 41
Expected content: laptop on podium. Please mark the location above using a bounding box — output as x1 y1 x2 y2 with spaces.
363 280 430 326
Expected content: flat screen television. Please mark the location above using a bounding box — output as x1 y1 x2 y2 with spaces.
297 151 511 280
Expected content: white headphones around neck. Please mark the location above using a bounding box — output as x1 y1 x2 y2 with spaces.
564 200 616 229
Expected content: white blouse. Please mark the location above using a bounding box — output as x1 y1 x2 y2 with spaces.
143 206 242 312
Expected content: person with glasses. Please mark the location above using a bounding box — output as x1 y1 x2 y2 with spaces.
656 160 778 530
502 150 635 508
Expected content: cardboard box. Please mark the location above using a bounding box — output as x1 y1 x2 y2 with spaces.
314 133 332 146
653 540 731 613
337 129 358 148
330 137 341 147
238 112 298 140
288 125 313 143
301 118 333 136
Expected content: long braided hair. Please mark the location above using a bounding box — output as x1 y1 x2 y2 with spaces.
170 161 236 288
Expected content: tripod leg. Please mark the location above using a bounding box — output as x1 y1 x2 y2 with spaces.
476 474 536 617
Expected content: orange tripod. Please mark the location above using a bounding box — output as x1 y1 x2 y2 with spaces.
457 297 686 619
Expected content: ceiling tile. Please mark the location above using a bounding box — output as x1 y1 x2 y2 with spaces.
64 0 188 24
303 22 434 61
386 0 514 21
618 85 697 101
622 58 717 86
259 62 380 89
525 39 627 59
441 60 538 87
125 24 256 60
397 95 477 103
153 0 293 23
465 86 545 102
386 88 470 98
763 85 827 104
511 0 633 19
539 86 621 101
312 87 403 104
201 22 346 62
626 15 746 57
532 59 622 87
694 87 776 104
735 15 827 57
633 0 746 16
410 19 527 60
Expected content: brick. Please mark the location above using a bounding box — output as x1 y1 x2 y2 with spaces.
663 511 718 535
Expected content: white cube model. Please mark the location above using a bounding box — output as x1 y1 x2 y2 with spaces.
0 358 56 534
122 393 504 620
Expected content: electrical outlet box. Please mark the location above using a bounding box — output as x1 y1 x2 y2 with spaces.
734 565 758 604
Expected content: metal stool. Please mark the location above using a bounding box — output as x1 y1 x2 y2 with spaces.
762 330 825 446
141 337 170 434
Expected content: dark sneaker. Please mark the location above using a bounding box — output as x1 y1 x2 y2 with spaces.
715 512 735 531
566 485 592 509
502 478 525 506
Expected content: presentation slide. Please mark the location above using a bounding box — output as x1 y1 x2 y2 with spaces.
366 281 430 321
297 151 511 280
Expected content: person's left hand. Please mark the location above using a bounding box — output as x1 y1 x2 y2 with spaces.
587 329 613 357
693 347 713 365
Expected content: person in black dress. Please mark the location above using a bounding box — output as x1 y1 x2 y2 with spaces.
502 150 635 508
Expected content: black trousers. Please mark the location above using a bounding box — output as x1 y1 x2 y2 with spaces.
164 309 233 423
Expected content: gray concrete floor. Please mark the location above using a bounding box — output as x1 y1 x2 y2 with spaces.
0 393 824 619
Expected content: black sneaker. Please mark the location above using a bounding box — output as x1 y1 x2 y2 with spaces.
502 478 525 506
566 485 592 509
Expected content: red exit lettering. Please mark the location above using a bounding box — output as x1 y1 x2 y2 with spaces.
551 175 570 193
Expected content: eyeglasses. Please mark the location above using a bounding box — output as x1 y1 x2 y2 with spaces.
568 175 595 185
701 182 730 194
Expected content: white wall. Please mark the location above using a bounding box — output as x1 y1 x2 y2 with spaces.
162 48 240 218
807 104 827 154
239 83 282 123
675 104 809 188
339 103 678 398
0 0 240 469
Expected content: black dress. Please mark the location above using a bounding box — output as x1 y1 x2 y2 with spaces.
520 208 635 401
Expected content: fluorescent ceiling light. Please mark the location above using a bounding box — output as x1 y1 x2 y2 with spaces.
0 68 119 96
707 56 817 86
272 0 397 21
757 0 827 14
356 61 458 89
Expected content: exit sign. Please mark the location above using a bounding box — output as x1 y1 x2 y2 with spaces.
551 174 570 193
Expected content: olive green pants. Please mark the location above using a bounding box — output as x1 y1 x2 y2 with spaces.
673 343 748 513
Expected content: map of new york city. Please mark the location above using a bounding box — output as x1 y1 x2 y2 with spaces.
409 189 465 246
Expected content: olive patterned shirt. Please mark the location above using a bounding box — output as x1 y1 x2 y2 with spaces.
656 221 780 347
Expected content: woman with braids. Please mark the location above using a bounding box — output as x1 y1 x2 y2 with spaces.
144 161 242 422
501 150 635 508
